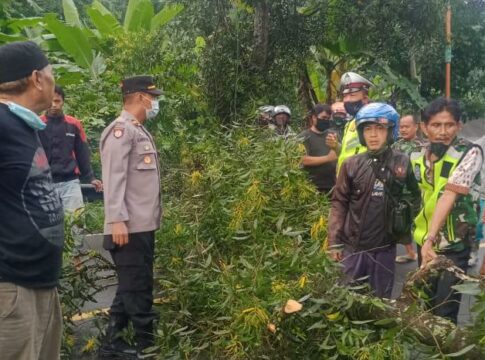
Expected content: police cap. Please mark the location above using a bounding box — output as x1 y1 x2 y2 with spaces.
121 75 162 96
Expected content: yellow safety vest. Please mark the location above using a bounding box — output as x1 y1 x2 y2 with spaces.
411 146 474 251
336 119 367 174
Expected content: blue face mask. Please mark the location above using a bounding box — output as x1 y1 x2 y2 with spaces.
146 100 160 119
4 101 46 130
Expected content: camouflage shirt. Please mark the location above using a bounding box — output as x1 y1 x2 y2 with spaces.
392 137 427 156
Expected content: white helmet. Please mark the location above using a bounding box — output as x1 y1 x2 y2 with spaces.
258 105 275 116
340 72 373 94
273 105 291 117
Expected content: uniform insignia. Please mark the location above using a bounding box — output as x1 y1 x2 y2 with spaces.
144 145 150 151
144 155 152 164
395 166 405 177
113 128 124 138
132 119 141 126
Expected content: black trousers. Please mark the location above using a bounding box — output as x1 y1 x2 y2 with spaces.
417 245 470 324
104 231 157 332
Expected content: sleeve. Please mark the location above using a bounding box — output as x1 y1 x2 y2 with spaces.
445 146 483 195
74 120 95 182
405 161 421 214
101 125 132 224
328 160 351 247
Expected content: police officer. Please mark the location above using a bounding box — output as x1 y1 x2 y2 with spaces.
99 75 162 358
326 72 373 174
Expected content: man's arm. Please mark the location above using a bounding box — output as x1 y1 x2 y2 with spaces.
101 124 132 246
301 151 337 166
405 161 421 214
73 118 95 183
327 160 352 261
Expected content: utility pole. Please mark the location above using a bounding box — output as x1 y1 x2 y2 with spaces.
445 1 452 98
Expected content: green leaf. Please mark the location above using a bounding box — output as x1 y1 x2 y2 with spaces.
90 52 106 78
151 3 185 31
445 344 475 357
86 1 122 37
452 283 482 296
62 0 82 28
44 14 93 69
0 32 26 43
6 17 43 33
123 0 154 32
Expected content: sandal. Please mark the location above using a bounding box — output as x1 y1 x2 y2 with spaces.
395 254 417 264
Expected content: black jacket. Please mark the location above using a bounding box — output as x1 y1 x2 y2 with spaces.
328 148 420 251
0 104 64 288
39 113 94 183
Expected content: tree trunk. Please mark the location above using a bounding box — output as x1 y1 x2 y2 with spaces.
252 0 270 69
298 63 318 115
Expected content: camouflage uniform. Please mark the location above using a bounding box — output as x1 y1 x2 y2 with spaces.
391 137 426 245
392 136 427 155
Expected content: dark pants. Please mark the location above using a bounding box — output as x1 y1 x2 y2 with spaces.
342 245 396 298
417 245 470 324
104 231 157 339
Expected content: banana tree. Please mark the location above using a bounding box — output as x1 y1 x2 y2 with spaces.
42 0 184 79
0 0 184 81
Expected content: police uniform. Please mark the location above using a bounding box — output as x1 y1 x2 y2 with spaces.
336 72 373 174
100 76 162 355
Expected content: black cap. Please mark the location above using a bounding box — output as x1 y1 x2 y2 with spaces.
120 75 162 96
0 41 50 84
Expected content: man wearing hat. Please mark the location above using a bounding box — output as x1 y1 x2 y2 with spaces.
0 41 64 359
99 75 162 358
326 72 373 174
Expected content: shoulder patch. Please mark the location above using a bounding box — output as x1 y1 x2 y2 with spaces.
113 127 124 138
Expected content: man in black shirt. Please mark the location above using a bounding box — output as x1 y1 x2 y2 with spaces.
0 41 64 359
39 85 102 262
299 104 337 194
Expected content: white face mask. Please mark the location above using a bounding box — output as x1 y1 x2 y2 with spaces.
145 98 160 119
2 101 46 130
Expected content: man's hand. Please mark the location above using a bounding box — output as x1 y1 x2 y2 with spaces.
420 239 437 268
112 222 129 246
479 254 485 276
325 133 339 151
329 251 342 262
327 150 337 162
329 249 343 262
91 179 103 192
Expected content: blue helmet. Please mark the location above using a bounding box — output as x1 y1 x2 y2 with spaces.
355 103 400 146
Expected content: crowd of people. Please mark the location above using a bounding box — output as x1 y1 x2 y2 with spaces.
0 40 484 360
259 72 485 325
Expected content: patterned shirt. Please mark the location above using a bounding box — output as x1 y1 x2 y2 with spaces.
445 146 483 195
392 136 427 156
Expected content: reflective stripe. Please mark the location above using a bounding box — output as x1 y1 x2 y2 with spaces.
412 146 463 246
337 120 367 174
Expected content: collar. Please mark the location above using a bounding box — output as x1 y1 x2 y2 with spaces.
121 110 142 126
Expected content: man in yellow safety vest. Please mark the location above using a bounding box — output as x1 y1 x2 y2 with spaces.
326 72 373 174
413 97 483 324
